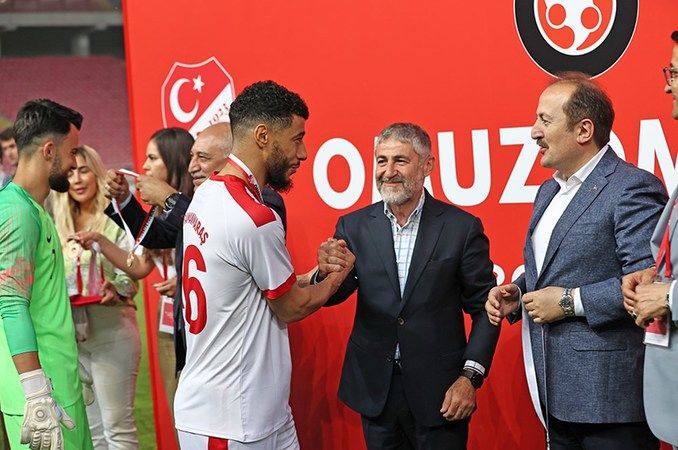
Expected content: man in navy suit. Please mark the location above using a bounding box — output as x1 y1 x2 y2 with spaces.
316 123 499 449
485 73 666 449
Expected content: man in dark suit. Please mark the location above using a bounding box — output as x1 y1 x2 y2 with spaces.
316 122 499 449
104 123 286 372
486 73 666 449
622 30 678 449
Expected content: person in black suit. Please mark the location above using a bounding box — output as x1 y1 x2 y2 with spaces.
104 123 287 373
316 122 499 449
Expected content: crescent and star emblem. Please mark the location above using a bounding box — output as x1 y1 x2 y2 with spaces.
169 76 205 123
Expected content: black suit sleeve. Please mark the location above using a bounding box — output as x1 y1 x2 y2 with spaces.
324 216 359 306
262 188 287 233
163 194 191 231
459 217 500 372
104 195 185 249
506 273 526 324
173 231 186 374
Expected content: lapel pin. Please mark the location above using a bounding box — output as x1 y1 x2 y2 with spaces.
592 185 598 191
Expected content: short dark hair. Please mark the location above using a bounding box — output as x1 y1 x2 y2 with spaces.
149 127 195 198
672 30 678 44
229 80 308 138
0 127 14 142
551 72 614 148
13 99 83 155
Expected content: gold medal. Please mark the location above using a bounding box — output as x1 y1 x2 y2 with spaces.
67 240 82 260
126 251 135 267
112 199 157 270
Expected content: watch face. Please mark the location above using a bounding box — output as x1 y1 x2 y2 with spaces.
559 292 575 315
165 193 178 209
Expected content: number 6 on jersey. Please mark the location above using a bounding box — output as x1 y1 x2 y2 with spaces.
183 244 207 334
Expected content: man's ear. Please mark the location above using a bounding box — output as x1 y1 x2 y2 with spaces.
423 154 435 178
254 124 268 149
41 141 55 160
576 119 594 145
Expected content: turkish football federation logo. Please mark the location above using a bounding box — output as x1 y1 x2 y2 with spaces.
161 57 235 136
515 0 637 77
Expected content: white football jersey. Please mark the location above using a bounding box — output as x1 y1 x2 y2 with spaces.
175 173 296 442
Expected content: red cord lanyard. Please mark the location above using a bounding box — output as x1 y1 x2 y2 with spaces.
656 200 678 279
226 156 263 203
111 197 159 267
76 250 104 295
162 253 169 280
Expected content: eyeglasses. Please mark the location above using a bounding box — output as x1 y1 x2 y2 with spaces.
663 67 678 86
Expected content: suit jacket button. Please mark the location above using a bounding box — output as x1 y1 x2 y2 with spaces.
397 317 405 326
386 356 393 362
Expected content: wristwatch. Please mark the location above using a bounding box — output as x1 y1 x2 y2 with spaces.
559 287 575 317
460 368 484 389
163 192 180 213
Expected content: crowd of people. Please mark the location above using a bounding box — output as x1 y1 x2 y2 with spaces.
0 30 677 450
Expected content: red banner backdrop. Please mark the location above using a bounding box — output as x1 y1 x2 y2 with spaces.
122 1 678 448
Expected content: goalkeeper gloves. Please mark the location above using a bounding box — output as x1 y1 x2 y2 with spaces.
19 369 75 450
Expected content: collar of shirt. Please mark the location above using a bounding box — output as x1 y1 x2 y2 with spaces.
553 145 608 193
227 154 263 202
383 190 426 229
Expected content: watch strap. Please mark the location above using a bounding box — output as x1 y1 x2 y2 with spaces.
460 367 483 389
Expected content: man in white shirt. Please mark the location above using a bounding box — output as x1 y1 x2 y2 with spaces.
174 80 354 450
485 73 666 450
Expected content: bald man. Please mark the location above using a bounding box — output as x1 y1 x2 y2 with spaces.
104 123 287 373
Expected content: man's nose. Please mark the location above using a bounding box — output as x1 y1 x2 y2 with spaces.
530 122 543 140
383 162 398 178
298 145 308 161
188 157 200 173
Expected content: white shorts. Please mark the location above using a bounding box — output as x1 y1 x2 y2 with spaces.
177 415 299 450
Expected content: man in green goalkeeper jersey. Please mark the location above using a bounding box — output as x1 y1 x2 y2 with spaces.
0 99 93 450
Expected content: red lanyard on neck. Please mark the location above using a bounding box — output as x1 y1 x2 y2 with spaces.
226 158 263 203
656 200 678 279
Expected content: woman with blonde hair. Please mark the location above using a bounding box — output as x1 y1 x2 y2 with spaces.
51 144 140 450
75 128 194 437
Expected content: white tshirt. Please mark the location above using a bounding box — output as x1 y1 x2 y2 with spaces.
174 173 296 442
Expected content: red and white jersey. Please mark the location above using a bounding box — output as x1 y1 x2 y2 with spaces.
175 171 296 442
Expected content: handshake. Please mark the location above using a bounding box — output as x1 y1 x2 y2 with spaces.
313 237 355 282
